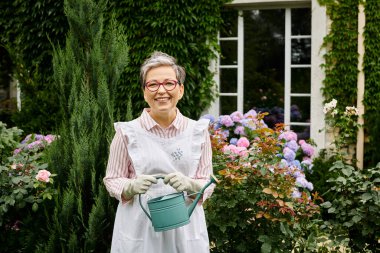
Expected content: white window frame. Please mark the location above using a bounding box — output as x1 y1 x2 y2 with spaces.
206 0 327 151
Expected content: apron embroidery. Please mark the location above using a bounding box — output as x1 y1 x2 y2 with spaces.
171 148 184 161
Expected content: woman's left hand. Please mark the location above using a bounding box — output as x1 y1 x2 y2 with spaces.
164 172 202 193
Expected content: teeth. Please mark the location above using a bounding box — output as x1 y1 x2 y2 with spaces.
156 98 169 101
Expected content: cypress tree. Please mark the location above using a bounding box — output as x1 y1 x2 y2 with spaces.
37 0 128 252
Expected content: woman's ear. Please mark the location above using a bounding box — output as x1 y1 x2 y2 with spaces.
179 86 184 99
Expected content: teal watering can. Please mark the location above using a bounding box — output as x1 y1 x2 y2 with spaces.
139 175 218 232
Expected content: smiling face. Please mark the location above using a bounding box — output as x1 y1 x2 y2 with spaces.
143 65 184 121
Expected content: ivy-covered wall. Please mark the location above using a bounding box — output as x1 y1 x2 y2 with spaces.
0 0 69 133
0 0 230 133
108 0 230 119
363 0 380 166
318 0 380 166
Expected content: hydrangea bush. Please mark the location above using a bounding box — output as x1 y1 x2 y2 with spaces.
203 110 327 252
0 133 57 227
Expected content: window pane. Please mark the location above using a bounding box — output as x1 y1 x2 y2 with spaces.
243 9 285 112
290 125 310 140
291 68 311 93
290 97 310 123
221 10 238 37
220 68 237 93
220 96 237 115
291 38 311 64
220 40 237 65
291 8 311 35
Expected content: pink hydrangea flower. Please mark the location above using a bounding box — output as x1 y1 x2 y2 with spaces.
279 131 298 142
300 142 314 157
13 148 22 155
35 169 52 183
230 111 244 122
237 137 250 148
219 115 234 127
234 126 246 135
27 140 44 149
222 144 248 157
44 134 56 144
244 109 257 118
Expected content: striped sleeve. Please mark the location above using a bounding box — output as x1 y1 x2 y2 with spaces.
103 128 135 202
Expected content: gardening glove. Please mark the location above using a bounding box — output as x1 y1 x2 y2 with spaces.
122 175 158 199
164 172 203 193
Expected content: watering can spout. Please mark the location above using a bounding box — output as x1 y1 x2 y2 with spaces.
187 175 219 217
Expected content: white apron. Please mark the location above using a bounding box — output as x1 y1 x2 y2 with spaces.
111 118 210 253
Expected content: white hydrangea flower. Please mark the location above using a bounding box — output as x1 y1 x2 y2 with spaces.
323 99 338 114
344 106 359 116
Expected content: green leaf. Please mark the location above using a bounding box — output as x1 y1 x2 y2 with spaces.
361 192 372 201
320 201 332 208
341 168 352 176
336 176 347 185
32 202 38 212
11 177 21 184
261 243 272 253
352 215 362 223
328 207 336 213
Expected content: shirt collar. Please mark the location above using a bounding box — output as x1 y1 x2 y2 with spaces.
141 108 183 130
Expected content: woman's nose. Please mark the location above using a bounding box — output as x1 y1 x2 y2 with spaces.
157 84 167 93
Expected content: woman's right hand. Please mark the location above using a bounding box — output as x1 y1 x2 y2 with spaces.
122 175 158 199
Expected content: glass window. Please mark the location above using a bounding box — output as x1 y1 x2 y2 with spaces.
291 38 311 64
220 68 238 93
220 40 238 65
220 96 237 115
221 10 238 37
290 97 310 122
291 8 311 35
243 9 285 115
291 68 311 93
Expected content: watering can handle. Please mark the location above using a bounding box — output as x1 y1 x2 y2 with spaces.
138 175 165 221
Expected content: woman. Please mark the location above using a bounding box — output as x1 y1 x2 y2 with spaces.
104 51 214 253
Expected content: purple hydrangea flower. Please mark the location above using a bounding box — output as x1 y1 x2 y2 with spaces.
300 142 314 157
279 131 298 142
230 138 238 145
296 177 314 191
244 109 257 118
283 147 296 162
218 115 234 127
234 126 246 135
285 140 299 152
292 188 302 198
230 111 244 122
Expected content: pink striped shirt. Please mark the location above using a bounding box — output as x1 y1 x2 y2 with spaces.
103 108 213 202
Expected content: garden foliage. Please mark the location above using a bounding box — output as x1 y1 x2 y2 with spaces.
320 161 380 252
0 0 68 132
0 126 57 251
33 0 129 252
203 110 325 252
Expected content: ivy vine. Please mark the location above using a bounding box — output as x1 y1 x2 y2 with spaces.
318 0 380 165
108 0 231 119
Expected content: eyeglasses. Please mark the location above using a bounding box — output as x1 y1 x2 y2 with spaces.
144 79 179 92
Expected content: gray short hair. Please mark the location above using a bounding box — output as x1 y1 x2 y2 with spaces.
140 51 186 88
